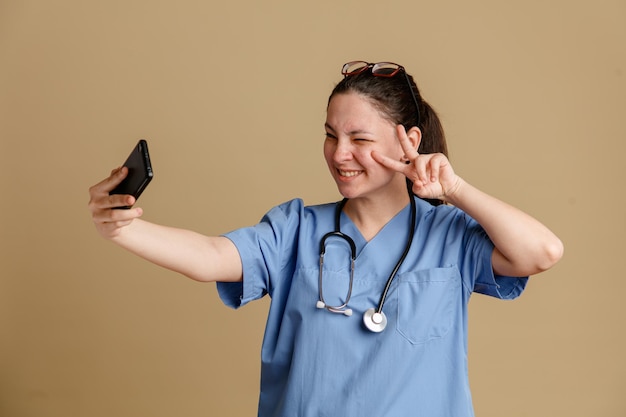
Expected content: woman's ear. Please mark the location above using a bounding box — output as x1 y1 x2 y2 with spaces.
406 126 422 152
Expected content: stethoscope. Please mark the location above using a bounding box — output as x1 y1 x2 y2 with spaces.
316 183 417 332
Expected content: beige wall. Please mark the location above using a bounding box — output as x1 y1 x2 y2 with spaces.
1 1 625 416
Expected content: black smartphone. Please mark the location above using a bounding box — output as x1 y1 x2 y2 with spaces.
109 139 153 208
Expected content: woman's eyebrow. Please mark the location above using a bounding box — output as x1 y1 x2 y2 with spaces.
324 122 372 136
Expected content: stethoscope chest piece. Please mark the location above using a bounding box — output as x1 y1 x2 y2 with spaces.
363 307 387 333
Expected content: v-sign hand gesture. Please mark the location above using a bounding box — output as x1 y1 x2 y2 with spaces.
371 125 462 202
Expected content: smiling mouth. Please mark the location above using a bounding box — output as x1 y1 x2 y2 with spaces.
338 169 363 178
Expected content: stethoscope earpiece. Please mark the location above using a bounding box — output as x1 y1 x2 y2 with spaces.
316 300 353 317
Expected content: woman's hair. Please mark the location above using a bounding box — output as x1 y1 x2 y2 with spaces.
328 66 448 205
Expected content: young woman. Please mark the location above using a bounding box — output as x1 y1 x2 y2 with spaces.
88 61 563 416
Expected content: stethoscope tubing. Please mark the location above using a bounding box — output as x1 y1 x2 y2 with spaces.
318 230 356 313
373 188 416 315
317 179 417 331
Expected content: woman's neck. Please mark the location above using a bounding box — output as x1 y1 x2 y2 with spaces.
342 186 411 242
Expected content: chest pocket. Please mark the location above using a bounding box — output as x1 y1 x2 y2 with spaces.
395 267 460 345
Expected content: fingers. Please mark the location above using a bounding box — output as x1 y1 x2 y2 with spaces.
105 166 128 192
88 167 132 207
395 125 420 160
89 195 143 239
412 153 461 201
372 125 455 199
92 206 144 239
371 150 409 174
88 167 143 239
415 153 444 184
371 126 419 174
88 167 125 199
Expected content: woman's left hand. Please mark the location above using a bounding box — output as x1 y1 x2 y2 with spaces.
374 127 563 277
371 125 462 202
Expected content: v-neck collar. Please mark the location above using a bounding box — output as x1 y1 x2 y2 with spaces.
338 201 412 258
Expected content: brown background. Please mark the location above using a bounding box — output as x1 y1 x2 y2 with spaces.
1 0 625 416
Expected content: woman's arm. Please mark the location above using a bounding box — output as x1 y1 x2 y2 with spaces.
441 177 563 277
88 167 242 283
372 126 564 277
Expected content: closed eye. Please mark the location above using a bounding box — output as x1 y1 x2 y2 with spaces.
352 136 376 144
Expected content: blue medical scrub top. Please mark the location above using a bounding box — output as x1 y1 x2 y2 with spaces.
217 198 527 417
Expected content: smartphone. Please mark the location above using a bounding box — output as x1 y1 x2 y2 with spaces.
109 139 153 208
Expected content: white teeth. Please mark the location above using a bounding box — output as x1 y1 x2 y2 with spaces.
339 170 361 177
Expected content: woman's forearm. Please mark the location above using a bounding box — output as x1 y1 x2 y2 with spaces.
444 178 564 277
110 219 242 283
88 167 242 283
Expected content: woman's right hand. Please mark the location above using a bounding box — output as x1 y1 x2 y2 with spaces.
87 167 243 283
88 167 144 239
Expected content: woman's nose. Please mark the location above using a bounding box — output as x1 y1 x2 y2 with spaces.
332 140 353 162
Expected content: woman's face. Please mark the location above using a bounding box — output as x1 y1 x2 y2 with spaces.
324 92 406 200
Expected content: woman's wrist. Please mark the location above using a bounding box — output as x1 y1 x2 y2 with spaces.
441 176 464 204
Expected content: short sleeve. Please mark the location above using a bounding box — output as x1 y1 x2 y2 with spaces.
460 215 528 300
216 199 303 309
